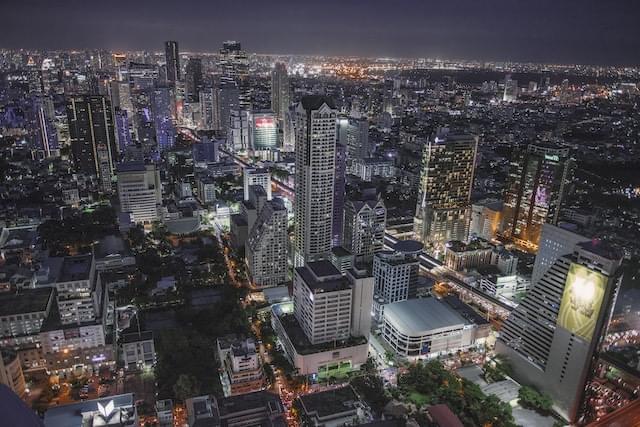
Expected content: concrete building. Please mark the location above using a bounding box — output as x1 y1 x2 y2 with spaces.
246 198 288 288
382 297 488 360
372 240 422 320
120 330 155 371
271 62 290 126
164 40 180 82
469 199 503 241
332 142 347 247
244 168 272 202
414 129 477 253
196 176 217 206
0 350 26 398
497 241 623 422
293 96 337 267
0 287 54 340
44 394 138 427
117 162 162 224
502 143 573 250
343 196 386 264
156 399 174 427
216 336 265 397
272 263 373 378
250 110 278 153
185 391 285 427
54 254 101 326
297 385 367 427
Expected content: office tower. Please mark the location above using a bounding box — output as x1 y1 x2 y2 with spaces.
343 196 386 264
282 107 296 152
199 88 217 130
164 41 180 83
230 109 250 153
413 129 477 253
246 197 288 288
249 111 278 152
293 96 338 267
110 80 134 115
32 95 58 156
66 95 118 193
218 81 240 136
502 143 573 250
192 136 220 165
219 41 250 109
271 63 290 125
531 223 591 287
243 168 272 201
503 74 518 102
151 87 176 152
185 58 203 103
292 261 372 345
55 254 101 325
117 162 162 224
332 142 347 247
372 240 422 319
113 108 132 153
496 240 623 422
338 116 370 161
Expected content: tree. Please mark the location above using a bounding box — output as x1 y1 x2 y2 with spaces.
518 385 553 414
173 374 200 402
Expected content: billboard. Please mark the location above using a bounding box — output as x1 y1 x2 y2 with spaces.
557 263 607 341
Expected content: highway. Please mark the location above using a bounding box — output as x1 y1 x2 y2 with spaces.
221 148 514 317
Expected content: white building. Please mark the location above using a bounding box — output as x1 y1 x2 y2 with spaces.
117 162 162 224
243 168 272 201
382 297 485 359
469 199 503 241
246 198 288 288
343 197 386 264
54 254 102 325
293 96 337 267
156 399 174 427
196 176 216 206
216 336 265 397
120 330 155 371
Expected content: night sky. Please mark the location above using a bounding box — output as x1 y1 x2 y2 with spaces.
2 0 640 65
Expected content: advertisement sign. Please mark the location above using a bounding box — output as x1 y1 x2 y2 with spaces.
557 263 607 341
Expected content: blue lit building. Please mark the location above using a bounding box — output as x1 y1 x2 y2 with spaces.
151 87 176 152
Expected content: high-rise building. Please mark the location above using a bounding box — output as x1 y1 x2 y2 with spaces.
413 129 477 253
502 143 573 250
338 116 370 162
469 199 503 241
199 87 219 131
164 41 180 83
113 107 132 153
372 240 422 320
343 196 386 264
503 74 518 102
66 95 118 193
332 142 347 247
117 162 162 224
246 198 288 288
219 41 250 109
32 95 58 156
249 111 278 152
151 87 176 152
185 58 203 103
218 81 240 136
497 240 623 422
293 96 337 267
243 168 272 201
230 109 250 153
271 63 290 125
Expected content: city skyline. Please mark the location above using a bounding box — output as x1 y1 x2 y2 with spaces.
2 1 640 66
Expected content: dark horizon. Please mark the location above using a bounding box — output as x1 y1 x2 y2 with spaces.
2 0 640 67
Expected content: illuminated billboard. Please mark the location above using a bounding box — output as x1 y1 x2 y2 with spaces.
557 263 607 341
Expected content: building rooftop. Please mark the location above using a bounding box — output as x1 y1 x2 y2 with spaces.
301 95 335 111
0 287 53 317
298 386 360 419
393 240 423 254
296 261 350 293
116 161 147 173
120 330 153 344
58 254 93 283
43 393 135 427
577 240 623 262
217 390 283 419
331 246 352 258
383 298 470 336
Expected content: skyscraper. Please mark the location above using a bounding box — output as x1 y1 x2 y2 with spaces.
293 96 337 267
113 107 132 153
271 63 290 125
66 95 118 193
219 41 250 109
413 129 477 252
502 143 573 250
246 198 288 288
497 240 623 422
343 196 386 264
185 58 203 103
218 81 240 136
117 162 162 224
249 111 278 152
151 87 176 152
332 142 347 247
32 95 58 156
164 41 180 83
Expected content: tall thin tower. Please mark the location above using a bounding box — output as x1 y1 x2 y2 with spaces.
164 41 180 83
293 96 337 267
271 63 290 125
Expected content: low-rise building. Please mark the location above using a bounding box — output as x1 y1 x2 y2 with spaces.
297 385 368 427
44 394 138 427
120 330 155 371
0 350 26 398
156 399 174 427
216 336 264 397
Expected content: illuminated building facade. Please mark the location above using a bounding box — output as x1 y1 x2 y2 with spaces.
293 96 337 267
271 62 290 125
164 40 180 83
497 240 623 422
502 143 573 250
250 111 278 151
413 129 477 252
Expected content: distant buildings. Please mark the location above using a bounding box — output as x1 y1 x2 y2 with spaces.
151 86 176 152
413 129 477 253
271 62 290 126
185 58 203 103
293 96 337 267
117 162 162 224
497 240 623 422
164 40 180 83
502 143 573 250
